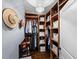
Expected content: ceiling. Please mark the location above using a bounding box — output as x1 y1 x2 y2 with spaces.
24 0 58 14
23 0 76 14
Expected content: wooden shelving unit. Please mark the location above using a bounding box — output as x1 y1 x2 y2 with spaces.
22 0 68 58
45 0 68 58
45 4 59 57
51 2 59 59
38 15 46 52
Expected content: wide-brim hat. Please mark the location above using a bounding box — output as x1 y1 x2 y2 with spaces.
2 8 19 28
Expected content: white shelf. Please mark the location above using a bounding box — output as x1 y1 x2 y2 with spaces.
40 17 45 22
39 40 45 45
53 33 58 42
53 21 58 28
39 25 44 29
39 32 45 36
47 16 50 22
40 46 45 52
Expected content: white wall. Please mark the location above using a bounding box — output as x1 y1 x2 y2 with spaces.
60 0 77 59
2 0 25 59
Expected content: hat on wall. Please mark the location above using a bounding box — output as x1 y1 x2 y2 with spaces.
2 8 19 28
19 19 25 29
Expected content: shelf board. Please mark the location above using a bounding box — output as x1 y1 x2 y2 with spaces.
39 36 45 40
59 0 65 5
39 36 45 39
51 40 58 47
40 44 45 46
51 13 58 22
39 36 45 37
39 15 45 17
25 16 38 19
51 48 57 56
52 28 58 33
59 0 68 10
59 0 68 6
25 13 38 16
51 3 58 12
51 13 58 18
46 21 50 26
39 29 45 32
39 22 45 25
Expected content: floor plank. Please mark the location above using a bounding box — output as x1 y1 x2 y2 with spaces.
32 52 50 59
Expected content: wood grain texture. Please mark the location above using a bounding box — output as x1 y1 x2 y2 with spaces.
32 52 50 59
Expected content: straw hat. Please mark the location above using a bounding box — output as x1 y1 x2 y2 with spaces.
2 8 19 28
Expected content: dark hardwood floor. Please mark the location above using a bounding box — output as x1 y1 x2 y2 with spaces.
32 51 50 59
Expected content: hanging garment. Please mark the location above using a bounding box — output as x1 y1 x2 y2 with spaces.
29 21 32 33
32 22 37 49
46 26 50 50
25 21 32 33
25 21 29 33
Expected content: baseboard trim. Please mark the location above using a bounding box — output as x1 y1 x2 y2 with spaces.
60 46 74 59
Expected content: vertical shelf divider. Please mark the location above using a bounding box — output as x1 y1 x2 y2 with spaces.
38 15 40 52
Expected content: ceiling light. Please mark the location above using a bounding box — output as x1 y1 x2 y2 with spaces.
26 0 56 13
36 7 44 13
27 0 56 7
